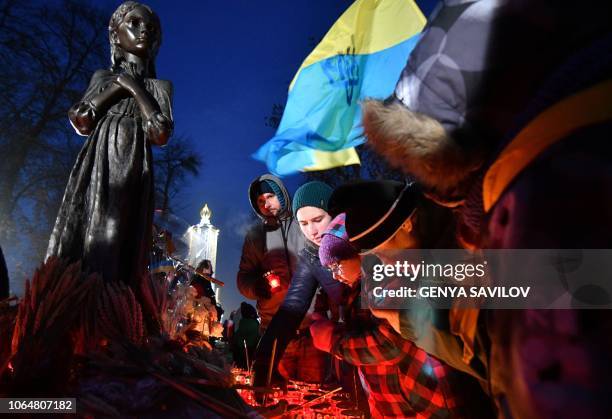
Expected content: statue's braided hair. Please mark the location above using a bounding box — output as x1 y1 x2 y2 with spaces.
108 1 161 78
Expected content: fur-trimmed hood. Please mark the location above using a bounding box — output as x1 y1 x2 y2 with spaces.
363 0 612 201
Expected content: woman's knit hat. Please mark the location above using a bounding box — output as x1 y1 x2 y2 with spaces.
292 181 333 215
319 213 359 266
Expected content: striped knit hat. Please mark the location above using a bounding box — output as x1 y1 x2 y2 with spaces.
319 213 359 266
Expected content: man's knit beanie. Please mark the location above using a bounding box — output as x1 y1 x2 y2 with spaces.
319 213 359 266
328 180 420 251
259 179 286 211
292 181 333 215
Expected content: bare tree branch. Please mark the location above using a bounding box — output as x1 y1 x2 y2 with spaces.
153 134 203 214
0 0 110 280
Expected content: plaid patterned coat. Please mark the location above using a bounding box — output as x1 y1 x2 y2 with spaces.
330 285 463 418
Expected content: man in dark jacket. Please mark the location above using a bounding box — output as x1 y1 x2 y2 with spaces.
236 174 304 332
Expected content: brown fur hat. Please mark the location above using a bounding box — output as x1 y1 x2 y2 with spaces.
362 99 483 203
360 0 506 203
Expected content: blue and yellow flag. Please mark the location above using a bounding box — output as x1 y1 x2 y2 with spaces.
253 0 426 176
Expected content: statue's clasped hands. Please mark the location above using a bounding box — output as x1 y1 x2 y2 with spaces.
113 73 172 145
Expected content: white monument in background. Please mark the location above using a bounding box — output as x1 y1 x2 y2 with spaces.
185 203 220 296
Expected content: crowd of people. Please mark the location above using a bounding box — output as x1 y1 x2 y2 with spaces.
226 1 612 417
233 177 495 417
1 0 610 417
231 167 611 418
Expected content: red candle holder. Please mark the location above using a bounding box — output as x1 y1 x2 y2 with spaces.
264 271 282 293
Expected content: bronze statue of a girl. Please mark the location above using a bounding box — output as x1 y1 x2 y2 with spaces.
47 2 173 286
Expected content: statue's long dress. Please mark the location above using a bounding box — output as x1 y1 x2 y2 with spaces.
47 70 173 286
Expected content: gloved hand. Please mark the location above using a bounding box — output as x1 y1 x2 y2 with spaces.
309 314 336 353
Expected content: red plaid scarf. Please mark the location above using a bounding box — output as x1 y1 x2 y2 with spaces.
331 285 463 418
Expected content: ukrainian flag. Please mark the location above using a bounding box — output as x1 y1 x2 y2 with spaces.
253 0 426 176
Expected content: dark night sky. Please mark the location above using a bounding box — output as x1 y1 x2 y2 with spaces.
142 0 439 314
